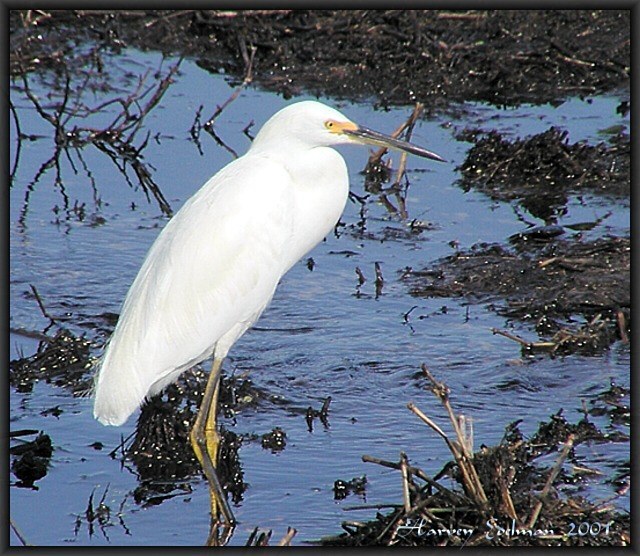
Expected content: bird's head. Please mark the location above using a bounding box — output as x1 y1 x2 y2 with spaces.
250 100 445 162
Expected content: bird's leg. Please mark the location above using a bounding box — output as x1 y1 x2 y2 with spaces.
190 356 236 527
206 365 222 461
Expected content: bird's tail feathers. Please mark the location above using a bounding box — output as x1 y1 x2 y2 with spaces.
92 345 146 427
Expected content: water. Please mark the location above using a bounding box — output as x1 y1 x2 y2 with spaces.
9 49 630 546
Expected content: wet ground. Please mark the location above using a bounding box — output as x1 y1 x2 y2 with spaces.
9 9 630 547
11 10 628 107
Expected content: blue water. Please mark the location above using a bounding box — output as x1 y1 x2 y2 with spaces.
9 48 630 546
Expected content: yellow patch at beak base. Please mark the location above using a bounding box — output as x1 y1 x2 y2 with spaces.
325 120 359 134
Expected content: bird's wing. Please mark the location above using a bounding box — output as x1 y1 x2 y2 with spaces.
94 156 294 424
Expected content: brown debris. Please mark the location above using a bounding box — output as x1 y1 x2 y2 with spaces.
320 367 630 546
9 10 629 108
9 328 94 394
457 127 630 221
403 235 630 355
245 525 297 546
10 431 54 488
124 367 252 506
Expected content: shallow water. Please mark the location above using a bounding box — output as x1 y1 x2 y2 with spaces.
9 49 630 546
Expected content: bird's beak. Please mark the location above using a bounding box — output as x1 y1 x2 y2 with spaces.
342 124 446 163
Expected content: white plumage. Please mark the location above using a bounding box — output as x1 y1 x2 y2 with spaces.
93 100 444 427
93 101 351 425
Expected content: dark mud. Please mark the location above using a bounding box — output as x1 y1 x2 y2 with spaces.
10 431 54 488
456 127 630 222
403 235 630 355
9 328 94 394
333 475 368 501
10 10 630 108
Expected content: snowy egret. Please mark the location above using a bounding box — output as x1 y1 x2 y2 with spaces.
93 100 444 526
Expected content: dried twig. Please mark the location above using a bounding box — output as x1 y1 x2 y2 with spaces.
361 454 462 503
13 52 180 217
204 41 256 130
29 284 56 327
342 503 402 512
320 396 332 416
10 518 30 546
374 262 384 298
9 99 23 182
616 310 629 344
407 403 451 444
411 366 488 508
393 103 423 188
277 527 297 546
496 465 519 521
399 452 412 513
245 527 272 546
491 328 555 349
437 11 486 20
526 434 575 529
367 103 424 165
144 10 195 28
207 9 293 19
22 9 52 26
207 521 234 546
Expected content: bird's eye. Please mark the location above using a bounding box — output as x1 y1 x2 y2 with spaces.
325 120 335 130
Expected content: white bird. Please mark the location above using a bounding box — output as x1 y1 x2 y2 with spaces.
93 100 444 526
